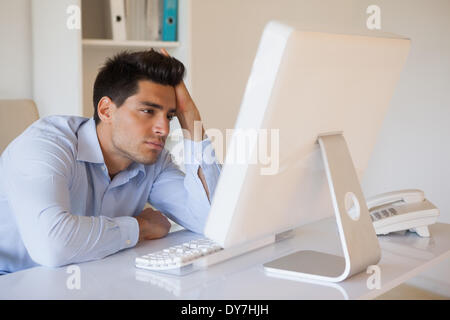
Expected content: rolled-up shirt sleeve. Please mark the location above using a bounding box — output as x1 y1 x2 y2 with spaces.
2 133 139 268
148 137 221 234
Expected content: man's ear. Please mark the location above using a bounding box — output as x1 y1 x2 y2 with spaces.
97 97 115 123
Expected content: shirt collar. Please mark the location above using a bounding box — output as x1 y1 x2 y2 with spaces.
128 161 146 179
76 118 105 164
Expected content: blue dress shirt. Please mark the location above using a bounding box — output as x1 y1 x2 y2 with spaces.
0 116 221 274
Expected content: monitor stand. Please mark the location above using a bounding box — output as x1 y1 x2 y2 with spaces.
264 133 381 282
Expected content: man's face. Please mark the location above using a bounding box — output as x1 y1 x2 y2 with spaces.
110 80 177 165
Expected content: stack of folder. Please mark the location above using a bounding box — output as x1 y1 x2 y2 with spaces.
105 0 177 41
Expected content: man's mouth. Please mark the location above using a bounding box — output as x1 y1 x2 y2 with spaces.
145 141 164 150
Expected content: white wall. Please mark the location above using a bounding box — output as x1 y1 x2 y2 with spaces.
32 0 83 117
190 0 450 295
361 0 450 222
0 0 32 99
361 0 450 297
0 0 82 117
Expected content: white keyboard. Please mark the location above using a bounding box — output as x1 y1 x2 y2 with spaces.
135 238 223 275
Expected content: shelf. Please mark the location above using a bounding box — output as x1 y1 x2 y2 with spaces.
82 39 179 49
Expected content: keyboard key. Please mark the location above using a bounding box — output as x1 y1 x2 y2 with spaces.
135 237 223 271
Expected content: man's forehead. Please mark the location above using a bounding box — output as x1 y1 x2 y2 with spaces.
137 80 174 93
135 80 176 110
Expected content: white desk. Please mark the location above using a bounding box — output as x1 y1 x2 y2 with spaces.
1 218 449 300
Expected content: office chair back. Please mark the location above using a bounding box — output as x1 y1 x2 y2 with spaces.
0 99 39 154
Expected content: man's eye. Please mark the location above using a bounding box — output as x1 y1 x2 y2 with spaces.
167 114 176 121
142 109 154 115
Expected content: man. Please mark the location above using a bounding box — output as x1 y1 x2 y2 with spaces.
0 49 220 274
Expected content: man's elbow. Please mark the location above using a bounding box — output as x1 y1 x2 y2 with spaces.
27 242 72 268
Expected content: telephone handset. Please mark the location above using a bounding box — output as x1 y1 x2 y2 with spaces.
366 189 439 237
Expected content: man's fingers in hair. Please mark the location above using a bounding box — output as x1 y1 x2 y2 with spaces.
159 48 170 57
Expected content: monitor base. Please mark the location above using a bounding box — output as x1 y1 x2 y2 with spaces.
264 133 381 282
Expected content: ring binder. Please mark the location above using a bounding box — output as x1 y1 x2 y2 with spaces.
162 0 177 41
106 0 127 41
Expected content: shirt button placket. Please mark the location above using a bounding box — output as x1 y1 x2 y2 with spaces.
98 164 110 216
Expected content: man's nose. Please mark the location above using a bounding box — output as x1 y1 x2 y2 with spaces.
153 115 170 137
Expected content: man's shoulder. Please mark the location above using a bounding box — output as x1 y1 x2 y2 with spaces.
30 115 89 137
1 116 91 175
6 115 90 160
23 115 87 143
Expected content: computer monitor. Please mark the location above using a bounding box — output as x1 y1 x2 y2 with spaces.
203 21 410 282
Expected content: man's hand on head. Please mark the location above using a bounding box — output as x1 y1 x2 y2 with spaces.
135 207 171 242
160 48 204 141
159 48 211 201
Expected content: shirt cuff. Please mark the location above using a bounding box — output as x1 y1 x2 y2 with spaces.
115 216 139 250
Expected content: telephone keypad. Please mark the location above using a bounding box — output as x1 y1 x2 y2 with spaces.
370 206 398 222
373 212 382 220
388 208 397 215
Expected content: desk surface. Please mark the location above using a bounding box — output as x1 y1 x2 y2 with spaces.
1 218 449 300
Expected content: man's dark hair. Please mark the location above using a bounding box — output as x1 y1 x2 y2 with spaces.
92 49 185 125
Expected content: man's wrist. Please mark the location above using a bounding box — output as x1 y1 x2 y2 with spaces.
177 109 204 141
135 216 147 243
